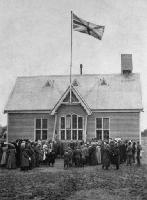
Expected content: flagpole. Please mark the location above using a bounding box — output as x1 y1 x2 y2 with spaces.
70 10 73 103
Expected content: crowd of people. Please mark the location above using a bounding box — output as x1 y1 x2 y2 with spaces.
63 139 142 170
0 138 142 171
0 139 56 171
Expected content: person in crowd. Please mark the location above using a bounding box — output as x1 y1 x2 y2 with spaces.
74 146 82 167
102 143 110 170
34 143 40 167
81 144 88 167
7 146 16 169
0 143 8 167
110 141 120 170
46 149 56 167
28 142 36 169
132 142 136 163
136 141 142 166
126 141 132 166
52 140 58 158
15 140 22 167
121 141 127 163
67 147 73 167
38 144 44 165
43 142 48 164
20 142 30 171
64 149 70 169
96 144 101 165
100 141 105 165
89 144 97 166
118 141 123 164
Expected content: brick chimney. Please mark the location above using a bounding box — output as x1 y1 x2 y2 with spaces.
121 54 133 75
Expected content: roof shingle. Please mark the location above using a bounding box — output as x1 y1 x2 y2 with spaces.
4 73 143 112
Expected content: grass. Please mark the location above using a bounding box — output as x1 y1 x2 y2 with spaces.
0 161 147 200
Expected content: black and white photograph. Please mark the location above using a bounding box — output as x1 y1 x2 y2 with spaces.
0 0 147 199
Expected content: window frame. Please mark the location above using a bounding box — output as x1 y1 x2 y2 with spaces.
59 113 83 141
34 118 48 141
95 117 110 140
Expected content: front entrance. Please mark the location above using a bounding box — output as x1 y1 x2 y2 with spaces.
59 114 83 141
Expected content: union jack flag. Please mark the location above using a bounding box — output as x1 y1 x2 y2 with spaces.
73 13 105 40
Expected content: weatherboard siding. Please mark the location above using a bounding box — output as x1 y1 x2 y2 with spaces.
87 112 140 141
8 113 54 141
7 111 140 142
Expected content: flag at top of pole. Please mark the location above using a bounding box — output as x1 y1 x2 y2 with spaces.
72 12 105 40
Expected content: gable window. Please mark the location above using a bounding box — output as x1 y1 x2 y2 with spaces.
35 118 48 141
60 114 83 141
96 118 110 140
63 91 79 103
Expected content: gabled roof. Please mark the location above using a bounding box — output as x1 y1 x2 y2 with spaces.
4 73 143 112
51 85 92 115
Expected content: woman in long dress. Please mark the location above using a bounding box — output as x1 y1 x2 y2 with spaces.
96 145 101 164
7 148 16 169
20 144 30 171
1 145 8 166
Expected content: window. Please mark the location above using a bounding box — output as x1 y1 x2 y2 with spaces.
96 118 110 140
35 119 48 141
63 91 79 103
60 114 83 141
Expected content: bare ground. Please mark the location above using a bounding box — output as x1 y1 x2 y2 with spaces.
0 160 147 200
0 137 147 200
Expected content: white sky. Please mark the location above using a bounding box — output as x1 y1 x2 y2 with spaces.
0 0 147 131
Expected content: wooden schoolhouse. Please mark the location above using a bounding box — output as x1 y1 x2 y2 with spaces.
4 54 143 142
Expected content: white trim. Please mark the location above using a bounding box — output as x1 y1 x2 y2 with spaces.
5 110 50 114
84 115 88 142
52 114 57 141
6 114 9 142
109 117 111 140
139 112 141 144
92 109 143 113
61 102 80 105
34 118 36 141
4 108 143 114
51 85 92 115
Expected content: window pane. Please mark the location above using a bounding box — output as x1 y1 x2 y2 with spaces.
78 130 83 140
96 118 102 129
104 130 109 140
103 118 109 129
78 117 83 129
36 130 41 141
42 119 47 129
72 115 77 129
96 130 102 140
42 130 47 140
36 119 41 129
66 130 71 140
61 130 65 140
61 117 65 129
72 130 77 140
71 91 79 102
63 92 70 102
66 115 71 129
